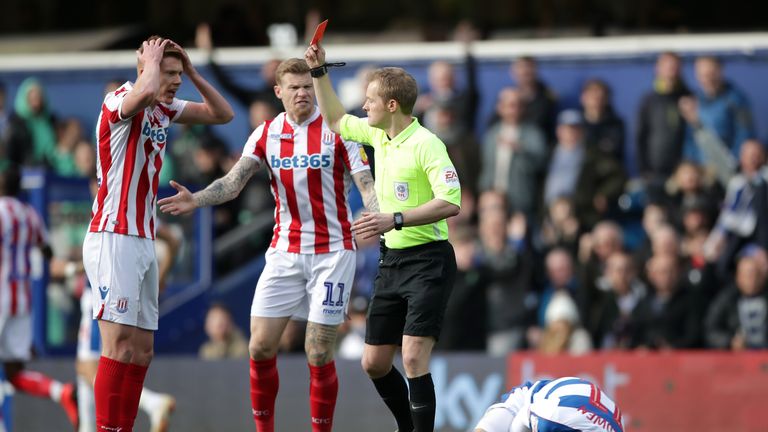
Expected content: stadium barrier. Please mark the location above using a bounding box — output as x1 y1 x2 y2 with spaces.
11 351 768 431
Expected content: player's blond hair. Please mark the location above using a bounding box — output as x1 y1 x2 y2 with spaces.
367 67 418 115
275 58 311 85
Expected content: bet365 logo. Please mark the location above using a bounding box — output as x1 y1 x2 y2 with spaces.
271 154 331 169
142 122 167 143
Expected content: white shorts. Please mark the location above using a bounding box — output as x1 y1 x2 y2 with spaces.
475 405 527 432
82 231 159 330
251 249 355 325
77 292 101 361
0 314 32 361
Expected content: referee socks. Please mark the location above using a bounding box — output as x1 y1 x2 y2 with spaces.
408 373 436 432
372 366 414 432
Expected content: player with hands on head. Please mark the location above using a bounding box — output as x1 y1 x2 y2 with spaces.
159 57 377 432
82 35 233 432
306 41 461 432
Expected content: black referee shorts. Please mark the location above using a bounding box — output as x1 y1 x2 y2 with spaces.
365 240 456 345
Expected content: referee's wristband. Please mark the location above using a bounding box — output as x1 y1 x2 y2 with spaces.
310 62 347 78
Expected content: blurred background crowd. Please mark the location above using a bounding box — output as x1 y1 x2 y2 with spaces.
1 2 768 362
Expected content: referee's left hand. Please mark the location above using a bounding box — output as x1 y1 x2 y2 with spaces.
352 212 395 240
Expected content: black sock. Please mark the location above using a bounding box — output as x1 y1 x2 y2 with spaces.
372 367 414 432
408 373 436 432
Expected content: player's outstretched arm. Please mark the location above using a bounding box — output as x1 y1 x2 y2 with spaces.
170 40 234 125
352 170 379 212
158 157 260 215
305 44 346 133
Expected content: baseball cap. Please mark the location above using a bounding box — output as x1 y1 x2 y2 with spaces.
557 109 584 127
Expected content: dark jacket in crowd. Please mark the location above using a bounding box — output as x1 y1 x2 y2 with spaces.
704 285 768 350
636 80 691 178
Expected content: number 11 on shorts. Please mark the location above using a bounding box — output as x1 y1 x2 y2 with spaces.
322 282 345 307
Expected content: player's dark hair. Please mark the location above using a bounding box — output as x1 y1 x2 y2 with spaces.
367 67 419 115
0 165 22 197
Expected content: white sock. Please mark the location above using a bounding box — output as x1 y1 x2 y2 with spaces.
138 387 164 415
77 376 95 432
48 380 63 402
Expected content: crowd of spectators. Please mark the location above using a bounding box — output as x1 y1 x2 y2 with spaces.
2 36 767 357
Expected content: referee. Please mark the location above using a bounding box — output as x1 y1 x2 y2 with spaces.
306 44 461 432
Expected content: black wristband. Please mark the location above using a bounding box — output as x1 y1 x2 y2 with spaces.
310 65 328 78
393 212 404 231
310 62 347 78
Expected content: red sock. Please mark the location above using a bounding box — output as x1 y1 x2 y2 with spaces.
308 362 338 432
9 370 57 399
120 363 148 429
94 356 128 430
250 357 279 432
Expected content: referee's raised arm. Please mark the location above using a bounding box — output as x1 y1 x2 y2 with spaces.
305 43 345 133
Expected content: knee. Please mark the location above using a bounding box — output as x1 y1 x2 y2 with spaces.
249 338 278 360
133 347 154 366
361 355 390 379
401 350 427 376
305 342 334 367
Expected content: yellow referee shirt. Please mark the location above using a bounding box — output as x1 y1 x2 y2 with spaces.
339 114 461 249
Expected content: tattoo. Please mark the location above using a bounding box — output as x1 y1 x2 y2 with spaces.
305 322 339 365
194 158 259 207
355 170 380 212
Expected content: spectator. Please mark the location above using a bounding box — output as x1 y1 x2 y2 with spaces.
664 161 721 229
6 77 57 167
537 197 583 256
631 253 701 349
0 82 10 157
196 22 284 114
683 56 755 163
577 221 624 327
537 248 579 328
437 224 488 351
544 109 626 229
477 191 537 355
509 56 558 144
633 202 669 271
705 139 768 278
478 88 548 218
537 291 593 355
590 252 647 349
49 117 83 177
415 45 479 136
73 140 96 178
580 78 626 162
705 252 768 350
199 303 249 359
636 52 691 199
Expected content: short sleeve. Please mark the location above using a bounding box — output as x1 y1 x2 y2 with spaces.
339 137 370 175
103 84 130 123
339 114 383 149
417 137 461 207
166 98 189 123
241 122 269 165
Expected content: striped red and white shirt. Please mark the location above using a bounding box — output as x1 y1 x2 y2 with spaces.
0 197 48 317
242 109 370 254
89 82 188 239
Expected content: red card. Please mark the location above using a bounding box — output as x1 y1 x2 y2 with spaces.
310 19 328 45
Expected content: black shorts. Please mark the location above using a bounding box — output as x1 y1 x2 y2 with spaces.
365 240 456 345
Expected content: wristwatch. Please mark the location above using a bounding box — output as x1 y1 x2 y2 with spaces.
393 212 404 231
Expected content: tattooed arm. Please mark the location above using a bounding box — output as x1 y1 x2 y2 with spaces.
158 157 260 215
352 169 379 212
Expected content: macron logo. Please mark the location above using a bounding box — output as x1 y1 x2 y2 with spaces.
252 409 271 417
98 286 109 300
312 417 331 424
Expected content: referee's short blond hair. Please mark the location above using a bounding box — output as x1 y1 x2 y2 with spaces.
368 67 418 115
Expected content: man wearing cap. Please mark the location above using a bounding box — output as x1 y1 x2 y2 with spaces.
543 109 626 229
